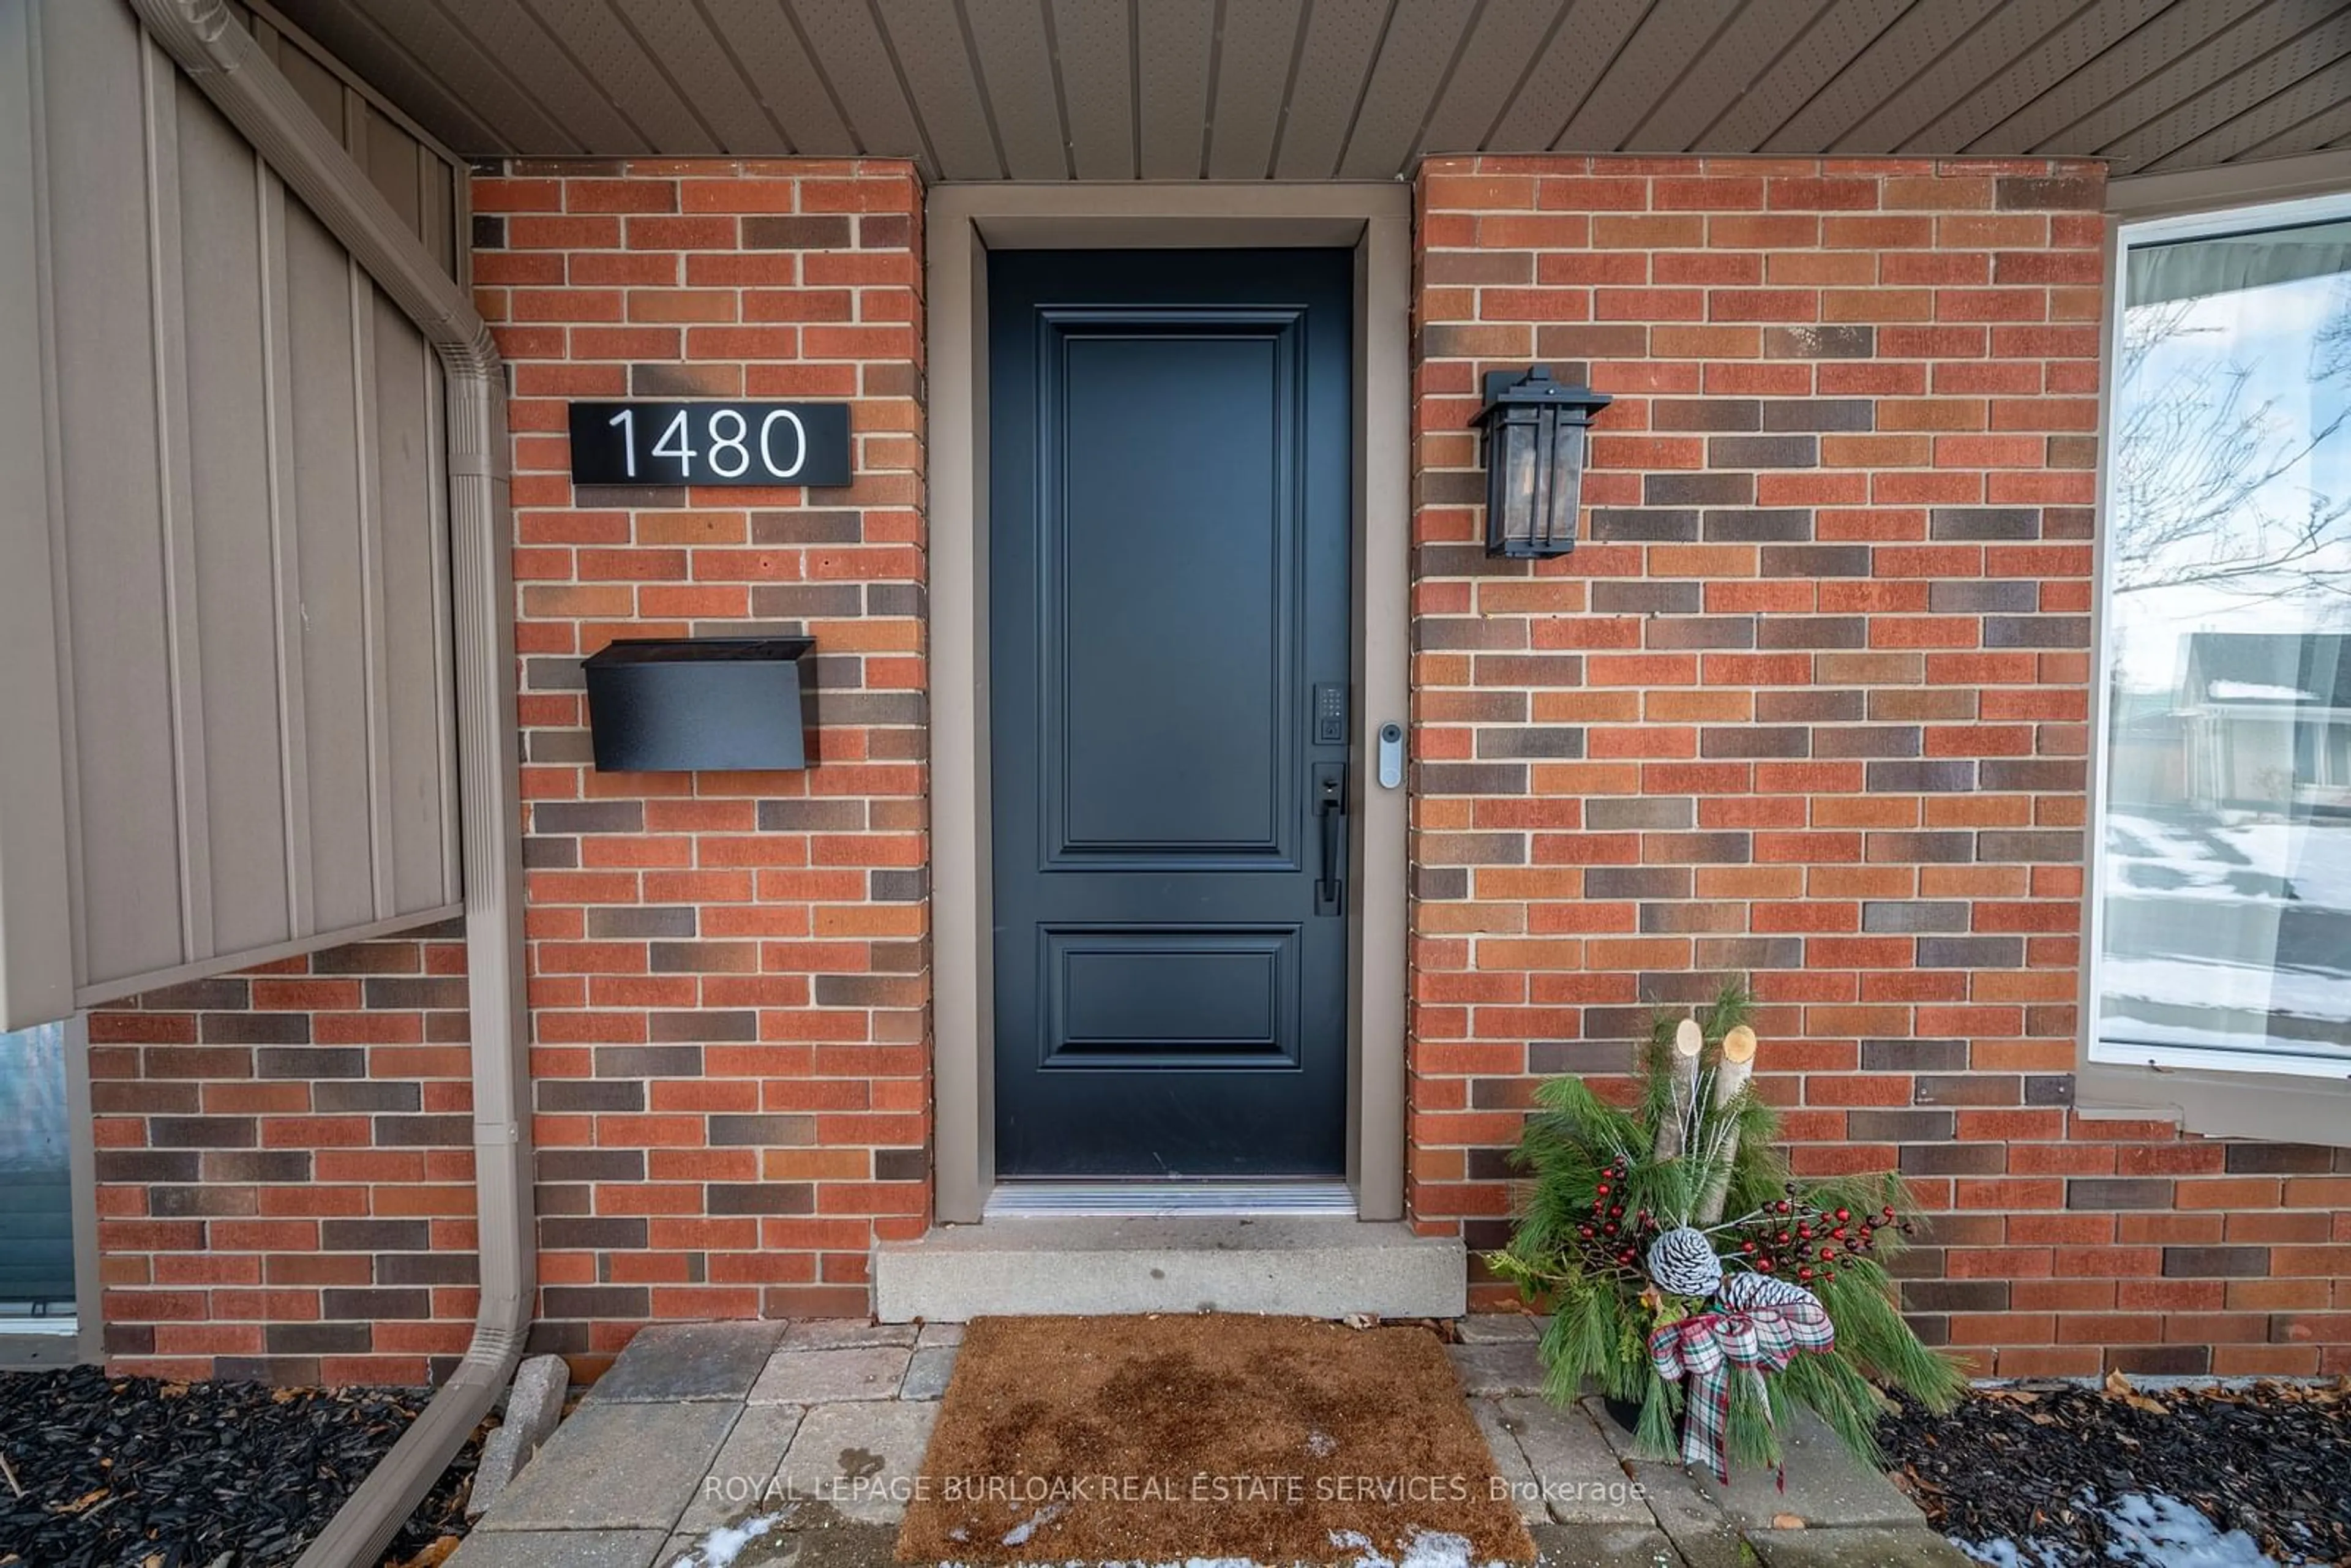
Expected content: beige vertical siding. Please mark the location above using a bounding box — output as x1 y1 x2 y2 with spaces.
0 0 465 1025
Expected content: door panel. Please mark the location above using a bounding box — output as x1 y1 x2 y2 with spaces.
1043 926 1300 1069
990 249 1352 1178
1052 328 1293 861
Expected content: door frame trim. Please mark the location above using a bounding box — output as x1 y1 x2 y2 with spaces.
926 183 1411 1223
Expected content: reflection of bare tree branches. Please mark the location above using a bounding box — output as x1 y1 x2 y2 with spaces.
2113 293 2351 600
2316 275 2351 384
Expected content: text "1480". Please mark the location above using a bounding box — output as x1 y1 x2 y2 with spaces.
565 400 853 488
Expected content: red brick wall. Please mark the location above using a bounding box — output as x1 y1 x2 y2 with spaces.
89 926 477 1384
472 157 928 1370
1410 154 2351 1378
80 151 2350 1385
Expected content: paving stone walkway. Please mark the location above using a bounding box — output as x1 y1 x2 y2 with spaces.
445 1316 1971 1568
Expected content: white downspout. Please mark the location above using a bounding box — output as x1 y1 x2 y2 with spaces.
121 4 535 1565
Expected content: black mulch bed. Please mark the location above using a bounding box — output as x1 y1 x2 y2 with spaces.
0 1366 481 1568
1879 1376 2351 1565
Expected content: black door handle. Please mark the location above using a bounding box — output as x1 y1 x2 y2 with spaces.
1313 762 1346 916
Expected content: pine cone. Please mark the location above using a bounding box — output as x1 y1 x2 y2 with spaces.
1718 1269 1821 1311
1645 1225 1723 1298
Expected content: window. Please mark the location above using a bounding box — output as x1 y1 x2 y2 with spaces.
2092 197 2351 1079
1 1021 76 1324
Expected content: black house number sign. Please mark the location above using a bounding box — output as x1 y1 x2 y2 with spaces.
568 400 853 487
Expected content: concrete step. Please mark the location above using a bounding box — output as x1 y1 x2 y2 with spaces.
872 1215 1466 1322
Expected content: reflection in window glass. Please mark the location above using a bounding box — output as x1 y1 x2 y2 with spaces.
2098 216 2351 1069
1 1021 76 1318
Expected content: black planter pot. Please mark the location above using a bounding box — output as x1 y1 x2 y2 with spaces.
1599 1394 1646 1435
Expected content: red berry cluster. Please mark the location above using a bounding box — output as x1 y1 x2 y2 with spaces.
1571 1156 1660 1279
1727 1184 1910 1286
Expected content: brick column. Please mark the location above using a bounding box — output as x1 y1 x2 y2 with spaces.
473 157 927 1367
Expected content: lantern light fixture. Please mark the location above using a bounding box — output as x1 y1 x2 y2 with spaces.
1470 365 1611 559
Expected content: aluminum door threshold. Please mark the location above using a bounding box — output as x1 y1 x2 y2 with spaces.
983 1179 1359 1218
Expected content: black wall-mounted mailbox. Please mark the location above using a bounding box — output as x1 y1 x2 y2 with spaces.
582 637 813 773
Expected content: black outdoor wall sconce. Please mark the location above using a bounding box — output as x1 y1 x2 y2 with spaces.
582 636 813 773
1472 365 1612 559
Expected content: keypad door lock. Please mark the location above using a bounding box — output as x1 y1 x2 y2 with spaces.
1313 682 1348 746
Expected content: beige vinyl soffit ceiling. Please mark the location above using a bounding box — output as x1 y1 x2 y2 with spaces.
267 0 2351 181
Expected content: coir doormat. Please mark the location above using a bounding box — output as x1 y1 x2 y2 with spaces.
895 1314 1537 1566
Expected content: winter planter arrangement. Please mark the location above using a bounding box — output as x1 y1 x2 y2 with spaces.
1486 979 1965 1484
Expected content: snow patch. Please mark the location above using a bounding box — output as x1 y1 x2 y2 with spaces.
2105 1491 2278 1567
1395 1532 1481 1568
666 1511 786 1568
1324 1528 1507 1568
1001 1501 1066 1546
1950 1488 2292 1568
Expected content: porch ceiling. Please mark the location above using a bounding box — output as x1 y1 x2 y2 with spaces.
268 0 2351 182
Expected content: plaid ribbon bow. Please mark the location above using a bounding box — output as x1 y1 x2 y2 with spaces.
1647 1272 1835 1487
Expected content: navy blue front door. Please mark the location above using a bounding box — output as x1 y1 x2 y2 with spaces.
988 249 1353 1178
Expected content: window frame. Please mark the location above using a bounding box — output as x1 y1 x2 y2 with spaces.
2078 187 2351 1135
0 1013 103 1367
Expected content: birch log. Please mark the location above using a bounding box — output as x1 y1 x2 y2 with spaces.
1693 1024 1758 1223
1654 1016 1705 1161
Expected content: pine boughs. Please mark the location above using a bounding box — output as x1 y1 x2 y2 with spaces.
1485 977 1967 1472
